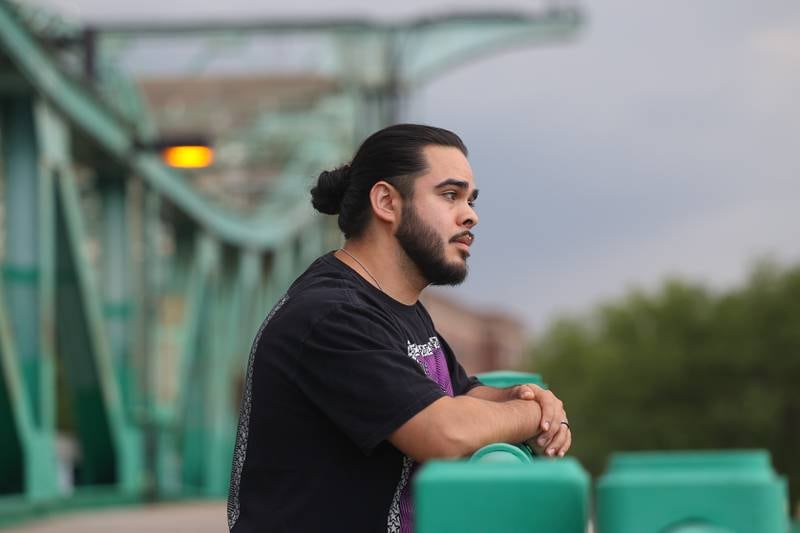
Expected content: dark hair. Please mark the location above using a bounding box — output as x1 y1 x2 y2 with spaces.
310 123 468 239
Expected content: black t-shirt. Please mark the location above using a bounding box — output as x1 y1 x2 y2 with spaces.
227 252 480 533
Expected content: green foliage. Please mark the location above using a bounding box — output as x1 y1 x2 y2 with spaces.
530 261 800 513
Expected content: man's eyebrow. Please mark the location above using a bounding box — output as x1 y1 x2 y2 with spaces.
434 178 479 199
434 178 469 189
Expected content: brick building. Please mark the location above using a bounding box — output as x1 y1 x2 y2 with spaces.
421 291 528 375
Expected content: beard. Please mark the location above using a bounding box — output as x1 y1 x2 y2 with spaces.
395 203 468 286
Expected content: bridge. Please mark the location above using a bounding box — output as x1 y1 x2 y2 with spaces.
0 2 582 527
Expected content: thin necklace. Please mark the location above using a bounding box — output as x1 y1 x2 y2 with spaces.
338 248 384 292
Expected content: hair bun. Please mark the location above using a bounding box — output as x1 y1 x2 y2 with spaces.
310 164 351 215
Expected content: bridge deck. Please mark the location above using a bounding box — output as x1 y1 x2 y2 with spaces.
4 501 226 533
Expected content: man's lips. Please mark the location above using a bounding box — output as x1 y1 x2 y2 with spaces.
451 232 475 247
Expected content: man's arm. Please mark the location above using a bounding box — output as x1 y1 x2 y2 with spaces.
468 383 566 440
388 395 543 462
461 382 573 458
465 384 520 402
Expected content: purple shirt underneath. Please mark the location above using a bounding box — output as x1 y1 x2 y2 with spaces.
397 337 454 533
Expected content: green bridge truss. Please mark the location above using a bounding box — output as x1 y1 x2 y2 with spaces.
0 1 581 522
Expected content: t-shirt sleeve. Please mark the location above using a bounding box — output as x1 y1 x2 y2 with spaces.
285 304 447 455
453 364 483 395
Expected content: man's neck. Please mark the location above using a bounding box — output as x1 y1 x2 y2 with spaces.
335 238 426 305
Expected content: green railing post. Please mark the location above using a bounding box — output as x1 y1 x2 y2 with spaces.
596 450 790 533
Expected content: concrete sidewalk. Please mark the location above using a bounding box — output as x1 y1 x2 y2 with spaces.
4 501 227 533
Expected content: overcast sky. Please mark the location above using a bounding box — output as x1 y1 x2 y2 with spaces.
32 0 800 332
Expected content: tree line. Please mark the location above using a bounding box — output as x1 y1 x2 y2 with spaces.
529 261 800 515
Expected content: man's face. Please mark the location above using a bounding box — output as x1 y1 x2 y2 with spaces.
395 145 479 286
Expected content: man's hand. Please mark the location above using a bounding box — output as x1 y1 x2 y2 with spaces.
511 384 571 457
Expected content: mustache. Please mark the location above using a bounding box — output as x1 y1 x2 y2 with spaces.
450 231 475 244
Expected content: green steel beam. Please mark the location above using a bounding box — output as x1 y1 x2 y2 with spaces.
329 9 583 86
410 12 580 85
0 277 35 496
1 97 42 425
235 251 262 363
244 252 264 364
0 3 338 252
173 234 216 424
32 100 59 456
0 96 60 501
53 137 142 492
100 175 130 359
91 9 580 39
0 3 291 517
204 257 239 496
179 235 219 493
0 7 132 154
98 173 138 423
54 173 116 486
131 154 323 248
333 9 582 127
92 9 582 133
140 187 170 497
0 283 58 500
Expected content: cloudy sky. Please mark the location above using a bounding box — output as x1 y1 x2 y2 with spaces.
33 0 800 332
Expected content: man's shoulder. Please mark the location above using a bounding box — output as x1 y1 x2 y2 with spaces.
274 254 376 321
260 254 405 348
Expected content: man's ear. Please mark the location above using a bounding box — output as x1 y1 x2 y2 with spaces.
370 180 402 225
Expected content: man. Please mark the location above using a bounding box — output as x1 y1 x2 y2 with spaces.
227 124 571 533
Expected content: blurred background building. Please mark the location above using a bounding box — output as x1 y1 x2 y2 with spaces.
422 293 526 374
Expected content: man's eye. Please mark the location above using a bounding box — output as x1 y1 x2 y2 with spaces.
468 200 477 208
443 191 457 200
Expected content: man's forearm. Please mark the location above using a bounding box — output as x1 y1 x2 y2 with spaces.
465 384 514 402
442 395 542 455
389 394 542 461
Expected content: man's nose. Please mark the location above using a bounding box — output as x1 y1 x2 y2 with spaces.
462 204 478 228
